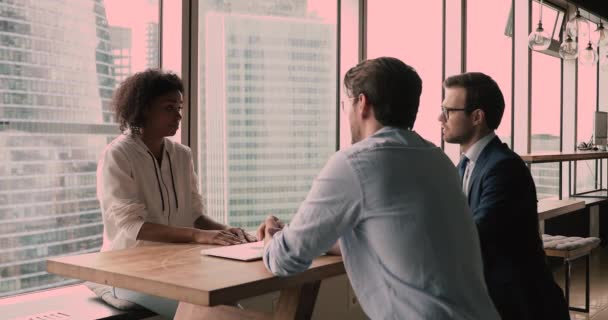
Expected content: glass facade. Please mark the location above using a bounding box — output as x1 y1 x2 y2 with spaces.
576 22 599 194
0 0 114 297
0 0 159 297
198 0 338 230
146 22 159 69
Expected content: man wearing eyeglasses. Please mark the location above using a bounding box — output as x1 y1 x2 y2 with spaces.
256 58 500 320
440 72 569 320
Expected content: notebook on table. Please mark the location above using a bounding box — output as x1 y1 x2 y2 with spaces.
201 241 265 261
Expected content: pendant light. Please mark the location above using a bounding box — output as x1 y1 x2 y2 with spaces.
580 14 598 66
559 33 578 60
592 21 608 47
528 0 551 51
567 8 589 39
580 42 598 66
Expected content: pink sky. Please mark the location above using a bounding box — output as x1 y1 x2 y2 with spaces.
367 0 443 145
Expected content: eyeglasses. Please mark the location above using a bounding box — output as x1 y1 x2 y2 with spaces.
441 106 467 120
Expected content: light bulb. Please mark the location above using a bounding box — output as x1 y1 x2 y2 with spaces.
559 35 578 60
528 23 551 51
580 42 598 66
567 10 589 39
593 22 608 47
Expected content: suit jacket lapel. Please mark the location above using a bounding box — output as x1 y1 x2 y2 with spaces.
467 136 502 204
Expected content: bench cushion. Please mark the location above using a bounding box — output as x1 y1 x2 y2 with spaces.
542 235 600 250
0 284 153 319
85 281 144 311
542 234 600 260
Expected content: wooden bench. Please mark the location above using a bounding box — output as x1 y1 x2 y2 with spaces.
543 235 600 313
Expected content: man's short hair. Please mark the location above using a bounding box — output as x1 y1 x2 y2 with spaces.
443 72 505 130
344 57 422 129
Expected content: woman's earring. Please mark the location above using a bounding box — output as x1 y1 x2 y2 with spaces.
131 126 141 135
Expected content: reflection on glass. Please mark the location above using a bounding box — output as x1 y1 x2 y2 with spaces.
197 1 338 230
577 38 599 193
530 52 561 200
0 0 159 297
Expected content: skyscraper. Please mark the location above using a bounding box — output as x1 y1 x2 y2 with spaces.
109 26 133 86
201 4 337 229
0 0 116 297
145 22 159 69
529 134 561 199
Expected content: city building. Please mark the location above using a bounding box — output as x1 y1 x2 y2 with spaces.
202 10 337 229
145 22 159 69
109 26 132 86
0 0 116 297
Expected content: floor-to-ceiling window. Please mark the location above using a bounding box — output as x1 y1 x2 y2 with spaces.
367 0 443 147
466 0 513 147
0 0 160 297
529 1 564 200
576 21 599 194
196 1 339 230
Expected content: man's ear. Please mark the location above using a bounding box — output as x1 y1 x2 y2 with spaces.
359 94 374 119
471 108 486 126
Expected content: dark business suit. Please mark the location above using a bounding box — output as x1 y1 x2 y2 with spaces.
462 136 569 320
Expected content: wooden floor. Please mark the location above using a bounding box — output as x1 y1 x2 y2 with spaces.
556 246 608 320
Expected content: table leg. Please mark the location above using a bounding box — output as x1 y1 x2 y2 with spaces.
174 280 322 320
273 281 321 320
174 302 271 320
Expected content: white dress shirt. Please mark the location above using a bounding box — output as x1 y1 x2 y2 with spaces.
264 127 500 320
462 132 496 196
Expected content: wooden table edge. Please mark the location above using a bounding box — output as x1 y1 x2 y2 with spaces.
538 200 585 221
47 255 345 307
47 259 213 306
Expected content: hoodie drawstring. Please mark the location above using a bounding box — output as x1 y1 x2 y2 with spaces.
166 150 179 209
147 151 165 212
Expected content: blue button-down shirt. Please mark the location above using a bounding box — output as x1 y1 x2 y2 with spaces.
263 127 499 319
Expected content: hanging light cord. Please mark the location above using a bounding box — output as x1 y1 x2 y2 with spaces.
539 0 543 23
587 11 592 43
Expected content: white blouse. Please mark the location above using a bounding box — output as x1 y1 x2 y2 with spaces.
96 133 205 251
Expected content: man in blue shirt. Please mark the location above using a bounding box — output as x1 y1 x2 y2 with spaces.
257 57 500 319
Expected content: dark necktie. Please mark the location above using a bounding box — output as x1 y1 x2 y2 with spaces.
458 156 469 183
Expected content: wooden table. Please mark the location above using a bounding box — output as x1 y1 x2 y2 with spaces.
538 199 585 221
519 150 608 164
47 244 345 320
519 150 608 199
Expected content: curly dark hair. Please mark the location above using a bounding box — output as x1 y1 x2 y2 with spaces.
113 69 184 133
